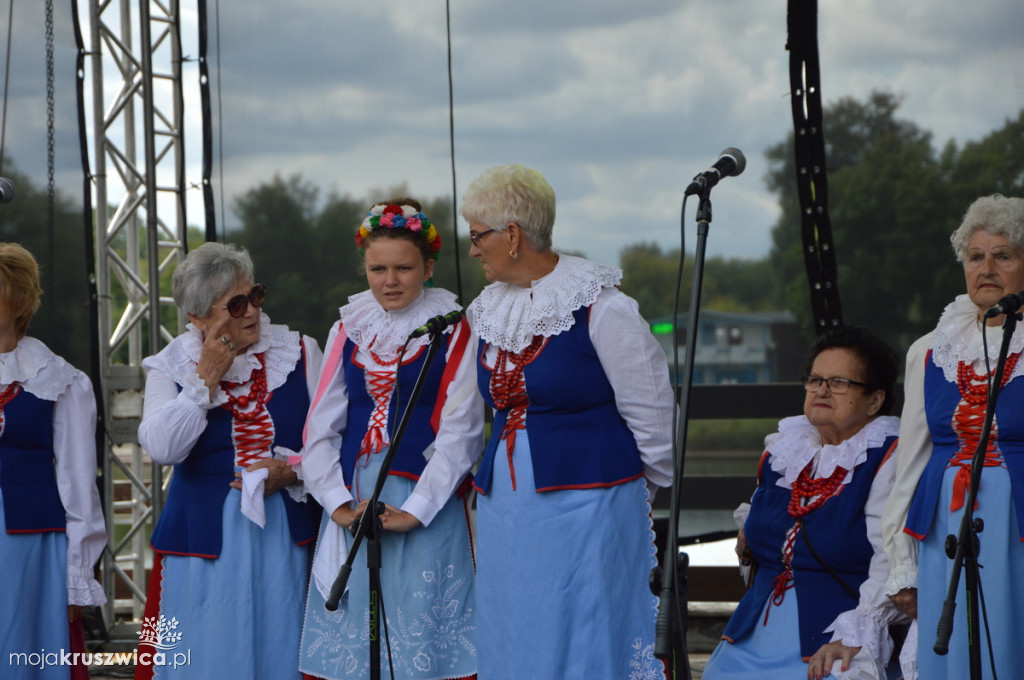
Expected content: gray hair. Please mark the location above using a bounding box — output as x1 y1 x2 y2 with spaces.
950 194 1024 262
172 242 255 317
460 164 556 251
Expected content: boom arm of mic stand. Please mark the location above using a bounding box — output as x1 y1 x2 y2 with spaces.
654 195 712 674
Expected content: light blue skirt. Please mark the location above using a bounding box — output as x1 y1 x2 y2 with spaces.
703 587 823 679
475 430 663 680
299 449 477 680
155 489 307 679
916 464 1023 679
0 487 71 679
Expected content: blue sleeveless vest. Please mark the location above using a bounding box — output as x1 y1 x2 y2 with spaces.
150 350 318 558
338 335 450 486
905 350 1024 540
474 305 644 494
723 435 897 658
0 389 66 533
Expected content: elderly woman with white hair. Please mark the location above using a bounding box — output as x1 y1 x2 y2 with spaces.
137 242 322 679
460 164 675 679
882 194 1024 678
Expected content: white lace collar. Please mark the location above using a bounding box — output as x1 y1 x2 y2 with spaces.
0 336 78 401
339 288 461 356
466 254 622 352
766 414 900 490
930 293 1024 382
143 312 302 391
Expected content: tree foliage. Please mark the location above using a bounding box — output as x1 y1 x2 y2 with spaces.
0 161 92 370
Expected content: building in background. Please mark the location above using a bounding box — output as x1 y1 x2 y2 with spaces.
650 310 804 385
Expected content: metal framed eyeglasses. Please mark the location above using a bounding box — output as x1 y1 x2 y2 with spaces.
801 375 870 394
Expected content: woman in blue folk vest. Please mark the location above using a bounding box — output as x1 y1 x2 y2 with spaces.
883 194 1024 680
0 243 106 680
299 199 482 680
703 326 906 680
460 164 674 679
137 242 322 679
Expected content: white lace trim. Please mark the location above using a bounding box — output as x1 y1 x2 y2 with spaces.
827 609 893 671
143 312 302 392
0 337 78 401
766 415 900 490
339 287 460 358
466 254 622 352
931 294 1024 382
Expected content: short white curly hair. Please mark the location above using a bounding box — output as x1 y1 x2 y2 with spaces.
950 194 1024 262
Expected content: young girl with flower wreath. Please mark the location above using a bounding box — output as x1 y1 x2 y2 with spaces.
299 199 481 680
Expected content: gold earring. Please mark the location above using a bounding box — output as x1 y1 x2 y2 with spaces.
510 250 518 259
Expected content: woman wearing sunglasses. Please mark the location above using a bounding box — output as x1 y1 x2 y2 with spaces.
137 242 323 679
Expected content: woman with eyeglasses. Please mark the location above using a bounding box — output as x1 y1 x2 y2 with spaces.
703 325 906 680
459 164 674 678
882 195 1024 679
137 242 322 679
0 243 106 680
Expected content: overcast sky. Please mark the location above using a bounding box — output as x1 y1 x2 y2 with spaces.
3 1 1023 268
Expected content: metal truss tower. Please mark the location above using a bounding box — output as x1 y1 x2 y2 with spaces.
83 0 189 638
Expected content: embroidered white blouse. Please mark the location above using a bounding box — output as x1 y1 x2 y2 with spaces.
0 336 106 606
300 288 485 526
881 294 1024 595
139 314 322 466
466 254 674 493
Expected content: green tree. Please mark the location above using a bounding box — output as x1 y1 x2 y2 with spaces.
0 162 92 370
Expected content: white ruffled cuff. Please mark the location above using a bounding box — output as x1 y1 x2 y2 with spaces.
67 567 107 606
274 446 308 503
827 609 893 669
885 563 918 597
179 368 225 408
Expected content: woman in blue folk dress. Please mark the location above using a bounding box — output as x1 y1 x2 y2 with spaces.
883 194 1024 680
299 199 482 680
459 165 675 680
137 242 322 679
703 327 906 680
0 243 106 680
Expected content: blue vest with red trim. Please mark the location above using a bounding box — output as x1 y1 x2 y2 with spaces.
150 351 318 558
474 305 644 494
723 435 897 658
905 351 1024 541
0 389 66 533
338 334 449 486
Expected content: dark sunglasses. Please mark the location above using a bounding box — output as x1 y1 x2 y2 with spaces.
213 283 266 318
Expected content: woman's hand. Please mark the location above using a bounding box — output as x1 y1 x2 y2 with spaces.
68 605 82 623
735 527 753 565
379 505 422 533
196 316 237 396
889 587 918 619
807 641 861 680
331 500 370 531
229 458 298 496
329 500 421 533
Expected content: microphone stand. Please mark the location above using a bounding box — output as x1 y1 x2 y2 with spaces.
932 310 1017 678
323 327 447 680
654 190 716 678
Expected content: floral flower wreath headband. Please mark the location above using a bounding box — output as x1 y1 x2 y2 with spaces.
355 203 442 261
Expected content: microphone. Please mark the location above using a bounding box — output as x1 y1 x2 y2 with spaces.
0 177 14 204
684 148 747 196
984 292 1024 318
408 310 463 338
